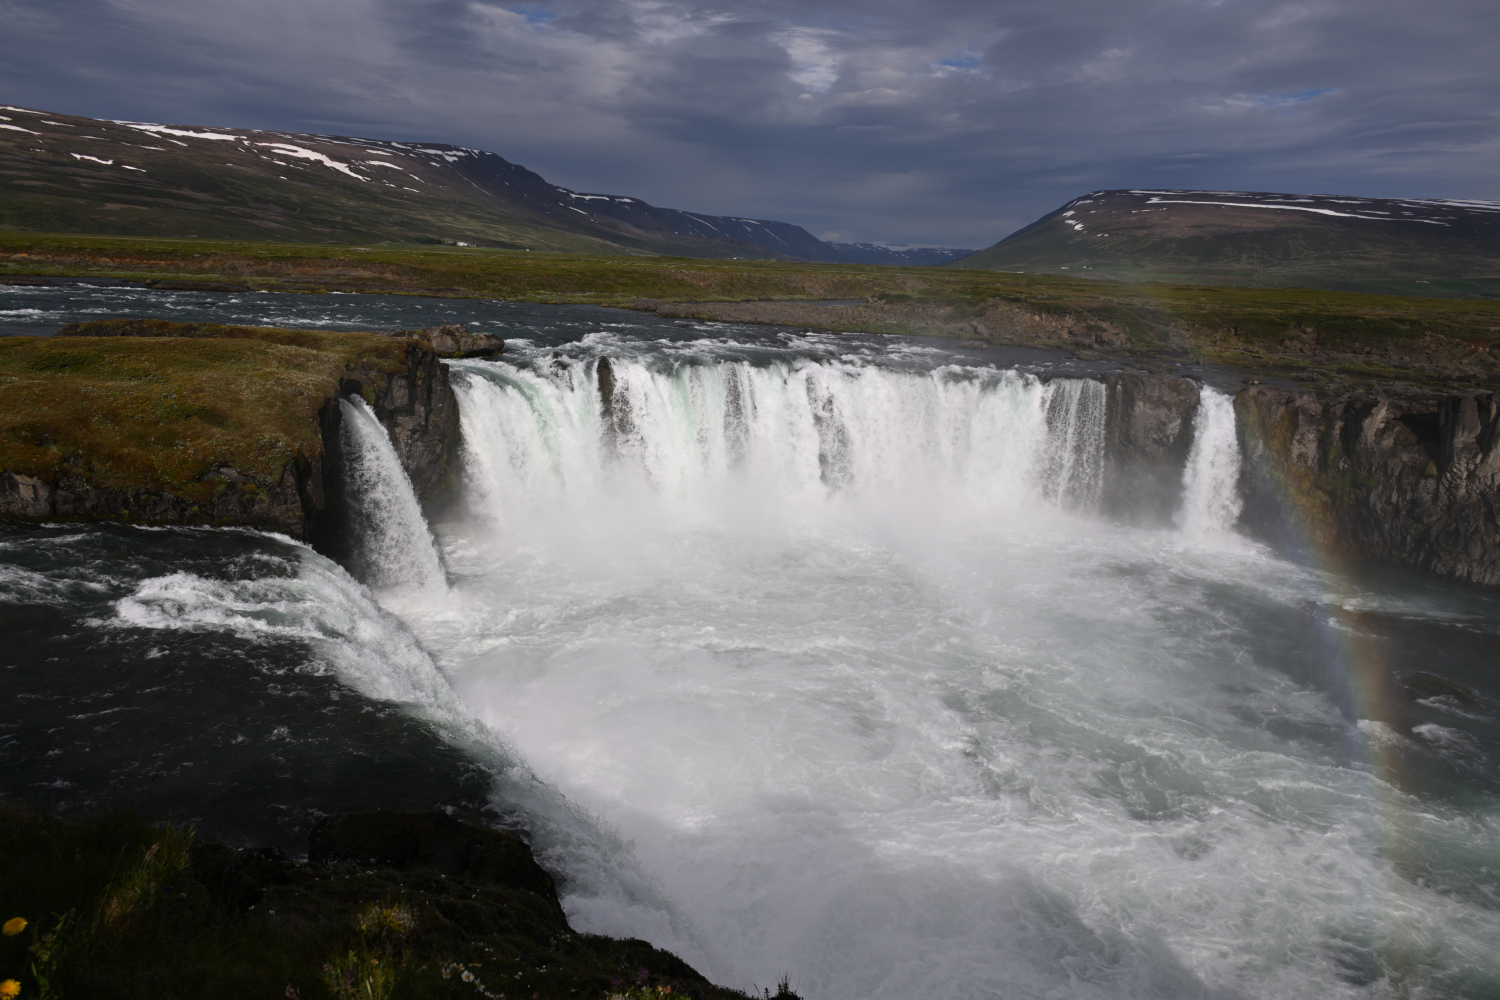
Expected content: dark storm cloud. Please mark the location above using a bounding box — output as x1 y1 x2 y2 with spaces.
2 0 1496 245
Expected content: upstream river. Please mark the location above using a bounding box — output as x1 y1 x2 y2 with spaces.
2 283 1499 999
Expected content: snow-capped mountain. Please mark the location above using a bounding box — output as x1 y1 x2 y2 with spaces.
957 189 1500 295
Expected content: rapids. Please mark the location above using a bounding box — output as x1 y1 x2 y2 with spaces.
2 291 1499 999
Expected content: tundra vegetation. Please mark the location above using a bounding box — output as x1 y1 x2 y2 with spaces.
4 231 1498 390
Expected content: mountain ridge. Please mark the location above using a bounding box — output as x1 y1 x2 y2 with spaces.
0 104 872 262
952 188 1500 297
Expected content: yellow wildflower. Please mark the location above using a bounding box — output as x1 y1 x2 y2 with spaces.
1 917 25 936
0 979 19 998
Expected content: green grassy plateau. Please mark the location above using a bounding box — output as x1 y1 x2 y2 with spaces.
5 231 1499 388
0 321 413 502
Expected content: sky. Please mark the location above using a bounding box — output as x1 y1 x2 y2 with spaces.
2 0 1497 248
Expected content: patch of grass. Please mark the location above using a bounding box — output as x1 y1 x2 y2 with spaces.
0 322 408 499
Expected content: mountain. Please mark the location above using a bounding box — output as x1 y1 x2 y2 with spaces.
952 189 1500 296
825 243 976 266
0 104 850 260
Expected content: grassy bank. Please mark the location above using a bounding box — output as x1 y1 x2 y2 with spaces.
0 805 762 1000
0 323 410 504
3 231 1499 387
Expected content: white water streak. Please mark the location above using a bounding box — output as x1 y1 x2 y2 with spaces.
1178 386 1243 537
339 396 446 593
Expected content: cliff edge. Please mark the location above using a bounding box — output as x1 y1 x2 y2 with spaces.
1237 384 1499 586
0 319 463 540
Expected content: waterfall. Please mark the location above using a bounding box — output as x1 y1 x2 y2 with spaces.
1177 386 1243 537
338 396 447 592
451 357 1110 521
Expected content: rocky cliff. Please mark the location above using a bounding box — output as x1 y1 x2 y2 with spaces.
1236 384 1500 586
1083 371 1499 587
1100 372 1200 525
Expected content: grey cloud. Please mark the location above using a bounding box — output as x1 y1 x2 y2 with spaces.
1 0 1496 246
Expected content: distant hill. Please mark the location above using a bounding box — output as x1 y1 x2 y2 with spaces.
825 243 976 266
951 189 1500 297
0 105 852 261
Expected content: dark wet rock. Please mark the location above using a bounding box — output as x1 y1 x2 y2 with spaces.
2 458 315 538
1402 672 1480 704
409 323 505 358
173 811 747 999
1236 385 1500 586
309 810 560 907
343 342 461 504
1101 373 1201 526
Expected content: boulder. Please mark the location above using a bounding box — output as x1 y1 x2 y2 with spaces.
417 324 504 358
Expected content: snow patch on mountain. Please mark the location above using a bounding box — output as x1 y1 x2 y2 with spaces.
255 143 366 180
115 122 240 142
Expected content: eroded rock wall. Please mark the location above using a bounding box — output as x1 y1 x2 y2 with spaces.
343 342 461 504
1236 385 1500 586
1100 373 1200 525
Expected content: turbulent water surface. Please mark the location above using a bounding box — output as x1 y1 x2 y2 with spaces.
3 289 1500 999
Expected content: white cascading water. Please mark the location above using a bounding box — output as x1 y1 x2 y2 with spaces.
338 396 447 593
1177 386 1243 537
455 357 1106 520
114 345 1492 1000
406 350 1500 1000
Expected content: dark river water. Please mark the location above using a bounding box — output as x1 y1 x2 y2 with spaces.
2 283 1498 999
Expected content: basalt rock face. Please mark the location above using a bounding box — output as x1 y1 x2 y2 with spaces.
1100 373 1201 525
1236 385 1500 586
343 341 461 504
0 393 340 539
0 461 317 535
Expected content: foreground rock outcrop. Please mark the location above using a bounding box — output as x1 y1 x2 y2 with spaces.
0 319 460 540
1 803 765 1000
1236 384 1500 586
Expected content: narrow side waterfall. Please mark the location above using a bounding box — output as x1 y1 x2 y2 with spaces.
452 357 1109 519
338 396 446 593
1178 386 1243 537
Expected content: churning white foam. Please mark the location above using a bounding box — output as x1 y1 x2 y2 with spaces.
114 544 456 712
394 352 1500 1000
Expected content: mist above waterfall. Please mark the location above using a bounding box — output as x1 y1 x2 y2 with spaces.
376 333 1500 1000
